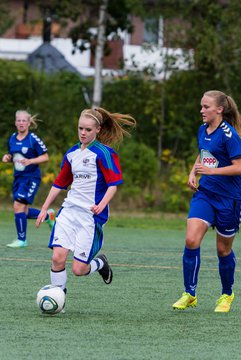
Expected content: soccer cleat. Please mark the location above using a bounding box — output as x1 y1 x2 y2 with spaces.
46 208 56 230
214 293 234 313
6 239 28 248
173 292 197 310
96 254 113 284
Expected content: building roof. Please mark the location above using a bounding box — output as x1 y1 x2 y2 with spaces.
27 42 79 74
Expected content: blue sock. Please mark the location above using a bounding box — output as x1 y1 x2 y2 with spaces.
218 250 236 296
183 246 200 296
27 208 40 219
15 212 27 241
27 208 48 221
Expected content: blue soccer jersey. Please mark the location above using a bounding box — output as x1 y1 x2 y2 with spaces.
8 132 48 179
198 121 241 199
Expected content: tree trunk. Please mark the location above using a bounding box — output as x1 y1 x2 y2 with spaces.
158 26 169 171
92 0 108 107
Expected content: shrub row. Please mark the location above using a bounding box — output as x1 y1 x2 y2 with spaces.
0 59 208 211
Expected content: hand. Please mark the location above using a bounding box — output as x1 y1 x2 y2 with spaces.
20 158 32 166
36 208 47 228
188 172 198 191
91 204 105 215
194 163 214 175
2 154 12 162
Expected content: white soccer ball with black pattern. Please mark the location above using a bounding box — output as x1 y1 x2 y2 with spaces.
36 285 65 314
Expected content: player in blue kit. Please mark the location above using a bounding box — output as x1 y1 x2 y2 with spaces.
173 90 241 312
2 110 55 248
36 107 135 304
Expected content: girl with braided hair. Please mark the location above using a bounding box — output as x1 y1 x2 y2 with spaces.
36 107 136 309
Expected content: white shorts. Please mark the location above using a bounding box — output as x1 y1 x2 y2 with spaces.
49 206 103 263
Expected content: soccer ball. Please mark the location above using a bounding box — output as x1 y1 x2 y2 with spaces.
36 285 65 314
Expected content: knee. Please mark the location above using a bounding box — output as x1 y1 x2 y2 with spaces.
217 246 231 257
13 201 26 213
185 235 199 249
52 253 66 269
72 263 90 276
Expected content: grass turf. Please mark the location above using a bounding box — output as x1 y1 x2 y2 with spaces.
1 210 241 360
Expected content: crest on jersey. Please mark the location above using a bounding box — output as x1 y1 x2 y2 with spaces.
21 147 28 154
83 158 90 166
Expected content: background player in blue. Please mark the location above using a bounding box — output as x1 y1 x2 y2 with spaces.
2 110 55 248
36 107 136 308
173 90 241 312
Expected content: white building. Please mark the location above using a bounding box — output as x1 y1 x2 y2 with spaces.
0 2 191 78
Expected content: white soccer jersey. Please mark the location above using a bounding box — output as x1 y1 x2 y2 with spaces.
53 140 123 224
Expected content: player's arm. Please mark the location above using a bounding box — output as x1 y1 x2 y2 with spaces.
36 157 73 227
2 153 12 163
91 151 122 215
36 186 62 227
188 154 200 191
21 152 49 166
2 137 13 163
91 186 117 215
195 157 241 176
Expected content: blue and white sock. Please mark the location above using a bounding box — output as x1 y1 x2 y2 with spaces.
88 258 104 274
183 246 200 296
15 212 27 241
27 207 48 221
219 250 236 296
27 208 40 219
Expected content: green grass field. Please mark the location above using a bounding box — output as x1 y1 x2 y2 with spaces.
1 210 241 360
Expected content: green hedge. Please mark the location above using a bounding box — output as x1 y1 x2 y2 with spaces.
0 148 193 212
0 59 212 211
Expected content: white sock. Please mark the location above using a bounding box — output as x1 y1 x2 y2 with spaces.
89 258 104 274
50 268 67 291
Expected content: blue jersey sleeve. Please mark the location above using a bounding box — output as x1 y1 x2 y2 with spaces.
30 133 48 156
198 121 241 199
224 131 241 160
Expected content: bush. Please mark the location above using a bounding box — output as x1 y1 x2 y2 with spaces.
0 59 89 154
0 162 13 201
114 139 160 209
0 60 209 212
160 161 192 212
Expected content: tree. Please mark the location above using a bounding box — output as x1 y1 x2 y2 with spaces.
36 0 134 106
92 0 108 107
144 0 241 95
183 0 241 96
123 0 241 160
0 1 13 35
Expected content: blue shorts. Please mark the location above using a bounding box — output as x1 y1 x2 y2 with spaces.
12 177 40 205
188 188 241 237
